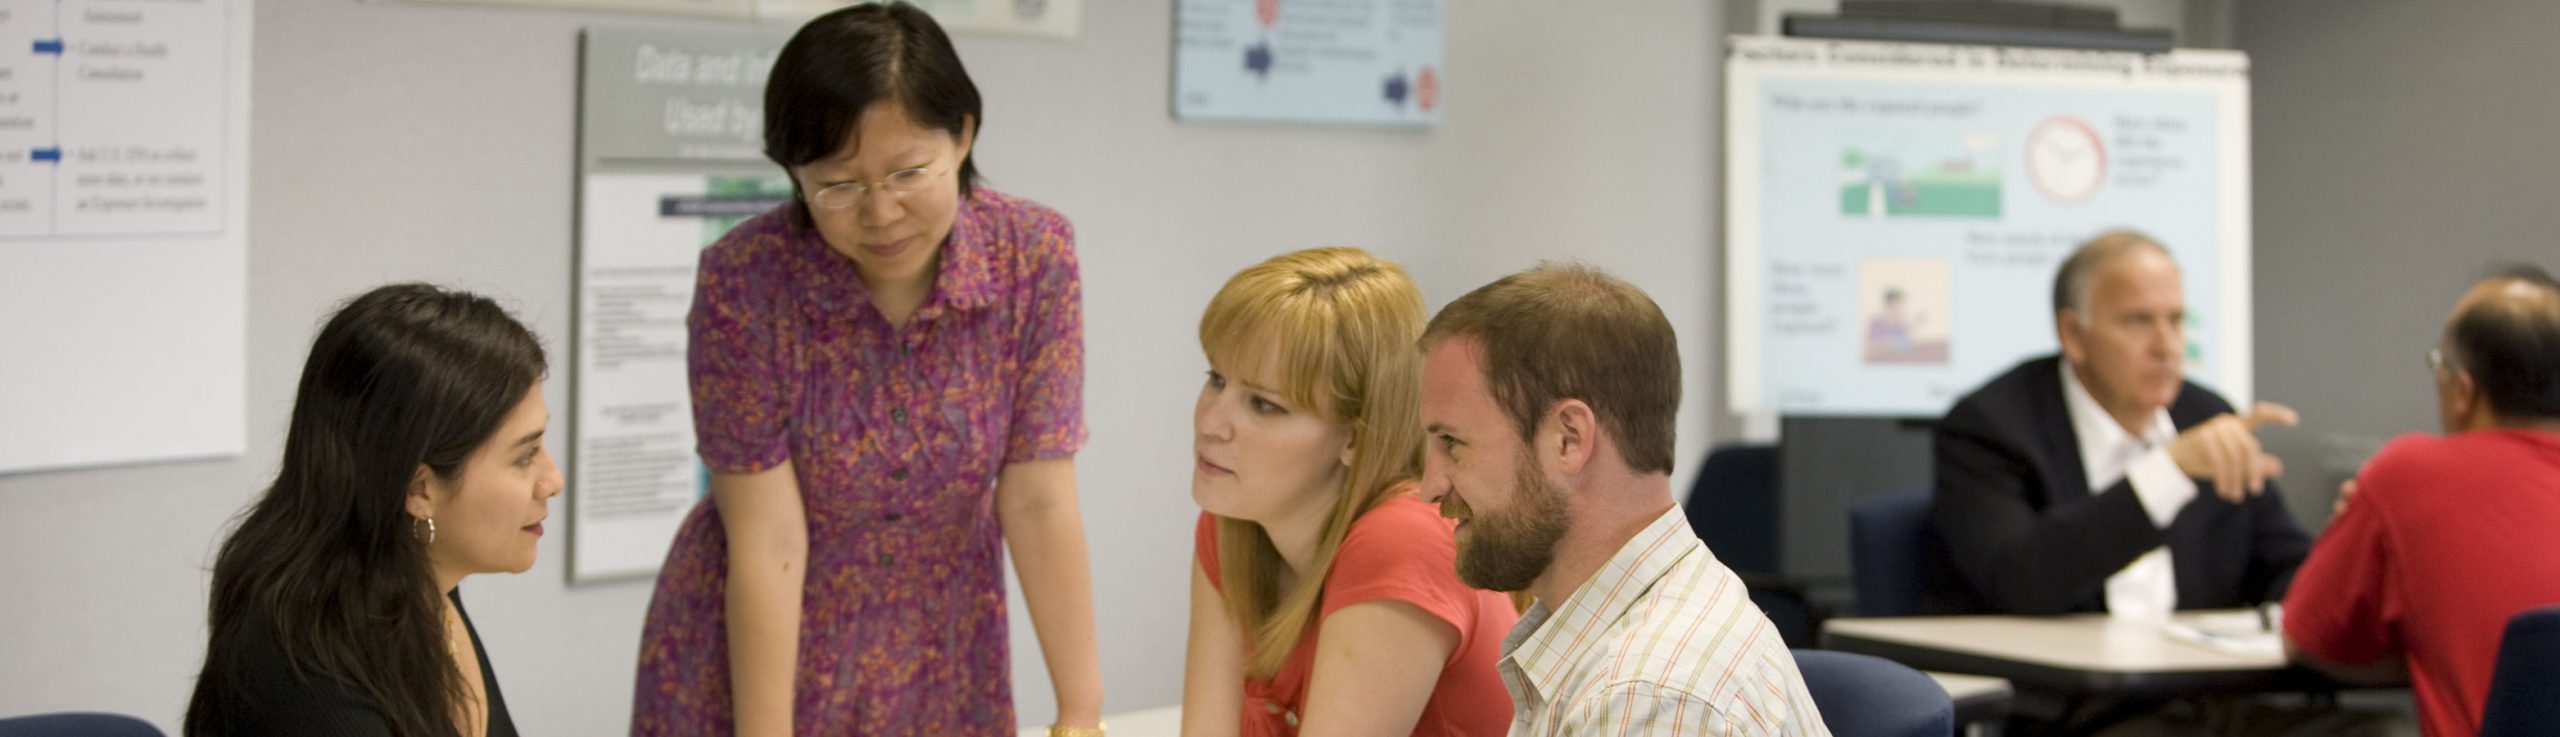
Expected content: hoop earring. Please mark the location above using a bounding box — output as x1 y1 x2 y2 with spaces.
415 516 437 545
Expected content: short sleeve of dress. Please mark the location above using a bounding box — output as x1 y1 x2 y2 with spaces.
1319 496 1475 633
687 222 792 474
1003 210 1089 464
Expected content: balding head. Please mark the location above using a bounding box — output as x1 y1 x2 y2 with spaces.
2439 265 2560 428
2053 229 2175 321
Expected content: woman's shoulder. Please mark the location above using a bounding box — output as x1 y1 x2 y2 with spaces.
966 187 1070 233
201 608 391 733
691 206 825 319
1321 486 1488 624
1336 486 1459 568
210 608 302 685
962 187 1076 267
1348 485 1452 537
697 205 811 274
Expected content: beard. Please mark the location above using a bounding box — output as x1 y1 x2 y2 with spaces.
1452 454 1572 592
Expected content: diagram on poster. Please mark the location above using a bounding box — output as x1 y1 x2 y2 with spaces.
1726 36 2252 417
390 0 1081 38
1173 0 1444 125
759 0 1081 38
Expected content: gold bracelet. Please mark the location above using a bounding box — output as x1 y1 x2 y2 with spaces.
1047 724 1105 737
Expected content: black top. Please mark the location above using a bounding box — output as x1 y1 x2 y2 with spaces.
192 589 517 737
1931 355 2312 615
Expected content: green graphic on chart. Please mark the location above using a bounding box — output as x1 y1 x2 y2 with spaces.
701 175 794 243
1839 142 2003 218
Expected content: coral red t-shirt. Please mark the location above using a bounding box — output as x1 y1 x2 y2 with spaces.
2285 429 2560 737
1197 491 1518 736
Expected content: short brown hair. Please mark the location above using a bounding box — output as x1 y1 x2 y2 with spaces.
1421 263 1680 475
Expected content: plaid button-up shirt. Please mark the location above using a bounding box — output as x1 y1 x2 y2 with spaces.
1499 507 1832 737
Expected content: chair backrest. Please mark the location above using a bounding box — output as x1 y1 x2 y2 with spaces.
2479 605 2560 737
1793 650 1953 737
1686 443 1781 575
0 713 164 737
1847 486 1988 617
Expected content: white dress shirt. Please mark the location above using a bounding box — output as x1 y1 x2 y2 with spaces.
2059 363 2199 620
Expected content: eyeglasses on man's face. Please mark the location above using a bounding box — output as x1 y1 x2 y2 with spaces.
2426 346 2458 375
805 166 946 211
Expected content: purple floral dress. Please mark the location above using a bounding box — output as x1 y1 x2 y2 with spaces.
631 188 1086 736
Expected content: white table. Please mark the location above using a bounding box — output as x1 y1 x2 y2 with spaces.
1926 670 2015 737
1019 705 1181 737
1823 609 2322 700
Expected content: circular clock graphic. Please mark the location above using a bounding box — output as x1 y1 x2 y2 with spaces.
2026 116 2105 204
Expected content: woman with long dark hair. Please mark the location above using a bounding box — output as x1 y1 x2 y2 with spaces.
185 283 561 737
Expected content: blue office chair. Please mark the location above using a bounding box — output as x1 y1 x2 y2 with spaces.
1685 444 1825 646
1847 486 1989 617
0 713 163 737
1794 650 1953 737
1687 443 1781 574
2479 605 2560 737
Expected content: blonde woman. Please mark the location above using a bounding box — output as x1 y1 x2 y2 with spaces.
1181 248 1517 737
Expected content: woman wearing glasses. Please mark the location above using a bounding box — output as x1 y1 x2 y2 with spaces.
630 4 1103 736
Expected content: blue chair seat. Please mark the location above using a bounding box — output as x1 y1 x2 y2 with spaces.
1686 444 1829 647
2479 605 2560 737
1794 649 1953 737
0 713 164 737
1848 486 1989 617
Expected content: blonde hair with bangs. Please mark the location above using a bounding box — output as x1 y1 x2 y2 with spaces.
1199 246 1427 678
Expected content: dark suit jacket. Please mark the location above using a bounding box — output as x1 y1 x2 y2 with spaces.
1931 355 2312 615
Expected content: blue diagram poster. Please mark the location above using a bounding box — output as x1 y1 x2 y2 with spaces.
1724 37 2254 416
1173 0 1444 126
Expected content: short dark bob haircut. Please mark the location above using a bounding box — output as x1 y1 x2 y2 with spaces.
764 1 983 228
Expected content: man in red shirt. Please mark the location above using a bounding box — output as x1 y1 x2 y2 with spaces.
2284 265 2560 737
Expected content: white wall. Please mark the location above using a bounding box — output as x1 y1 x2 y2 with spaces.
0 1 1722 733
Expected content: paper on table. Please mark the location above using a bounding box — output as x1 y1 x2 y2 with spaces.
2161 610 2283 658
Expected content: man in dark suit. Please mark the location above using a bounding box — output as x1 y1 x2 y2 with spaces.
1933 230 2313 617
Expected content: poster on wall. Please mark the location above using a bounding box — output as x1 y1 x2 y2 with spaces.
759 0 1080 38
571 26 791 582
1724 36 2252 417
389 0 752 18
386 0 1080 38
1173 0 1444 125
0 0 253 475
